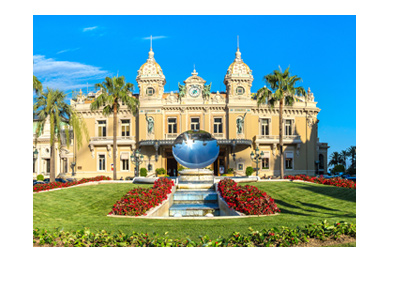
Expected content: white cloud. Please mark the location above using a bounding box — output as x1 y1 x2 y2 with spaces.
83 26 98 32
56 48 80 54
33 55 110 92
142 36 168 40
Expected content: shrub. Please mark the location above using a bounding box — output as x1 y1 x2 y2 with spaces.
245 166 254 176
37 174 44 181
110 177 174 216
218 178 280 215
33 176 112 193
156 168 166 175
332 164 345 173
227 168 234 174
140 168 147 177
33 220 355 247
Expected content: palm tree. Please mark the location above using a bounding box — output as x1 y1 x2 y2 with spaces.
34 88 89 182
339 150 348 169
33 75 42 95
329 151 341 167
347 145 356 169
90 76 139 180
256 66 306 179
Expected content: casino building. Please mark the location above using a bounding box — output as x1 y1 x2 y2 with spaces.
33 46 329 179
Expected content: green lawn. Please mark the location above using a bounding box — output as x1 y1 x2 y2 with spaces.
33 181 356 239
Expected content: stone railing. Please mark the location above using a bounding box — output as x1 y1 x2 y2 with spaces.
256 135 301 143
212 133 225 139
164 133 178 140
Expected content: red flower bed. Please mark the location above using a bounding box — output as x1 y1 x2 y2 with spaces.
218 178 280 215
33 176 112 193
285 175 356 189
110 177 174 216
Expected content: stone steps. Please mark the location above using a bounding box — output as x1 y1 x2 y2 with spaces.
169 203 220 217
173 190 218 204
177 182 214 190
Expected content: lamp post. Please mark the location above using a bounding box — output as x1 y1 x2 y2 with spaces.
33 149 38 173
250 147 264 177
131 149 144 177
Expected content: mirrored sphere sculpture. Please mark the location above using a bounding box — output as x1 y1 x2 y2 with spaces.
172 130 220 169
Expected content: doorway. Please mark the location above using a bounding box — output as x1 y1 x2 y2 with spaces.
167 158 177 176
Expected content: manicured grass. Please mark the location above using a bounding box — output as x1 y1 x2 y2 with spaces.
33 181 356 240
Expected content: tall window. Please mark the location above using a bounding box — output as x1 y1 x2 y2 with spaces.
45 159 50 173
121 159 129 171
261 119 269 135
213 117 223 134
99 154 106 171
121 119 130 137
285 152 293 170
262 158 269 169
98 120 106 137
285 120 293 136
168 117 177 134
190 117 200 131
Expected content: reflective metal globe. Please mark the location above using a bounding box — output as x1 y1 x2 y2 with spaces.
172 130 220 169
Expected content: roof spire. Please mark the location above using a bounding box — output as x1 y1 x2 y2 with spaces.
237 35 239 50
148 35 154 59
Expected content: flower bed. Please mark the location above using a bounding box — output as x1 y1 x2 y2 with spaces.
109 177 174 216
285 175 356 189
218 178 280 215
33 176 112 193
33 220 356 247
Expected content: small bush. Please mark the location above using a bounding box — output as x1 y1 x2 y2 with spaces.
245 166 254 176
140 168 147 177
156 168 166 175
36 174 44 181
227 168 234 174
332 164 345 174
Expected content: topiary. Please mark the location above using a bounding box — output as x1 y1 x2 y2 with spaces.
227 168 234 174
37 174 44 181
245 166 254 177
140 168 147 177
156 168 166 175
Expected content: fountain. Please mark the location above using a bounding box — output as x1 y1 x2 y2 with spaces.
168 130 220 217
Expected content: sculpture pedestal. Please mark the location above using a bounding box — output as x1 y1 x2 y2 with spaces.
178 169 214 183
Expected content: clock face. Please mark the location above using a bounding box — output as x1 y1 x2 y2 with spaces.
189 85 201 97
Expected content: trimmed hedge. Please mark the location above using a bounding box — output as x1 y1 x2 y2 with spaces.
33 220 356 247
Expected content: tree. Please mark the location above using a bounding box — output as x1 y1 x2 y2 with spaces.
256 66 306 179
339 150 348 169
329 151 341 167
90 76 139 180
34 89 89 182
33 75 42 95
347 145 356 169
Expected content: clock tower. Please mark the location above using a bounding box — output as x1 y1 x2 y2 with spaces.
180 68 208 103
224 47 254 102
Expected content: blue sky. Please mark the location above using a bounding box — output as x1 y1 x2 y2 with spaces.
33 15 356 159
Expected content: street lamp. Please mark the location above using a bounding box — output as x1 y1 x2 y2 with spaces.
131 149 144 177
250 147 264 177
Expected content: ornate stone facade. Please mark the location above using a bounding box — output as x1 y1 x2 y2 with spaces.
35 46 329 179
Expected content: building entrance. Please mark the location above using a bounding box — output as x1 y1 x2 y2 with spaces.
213 151 226 176
166 157 177 177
